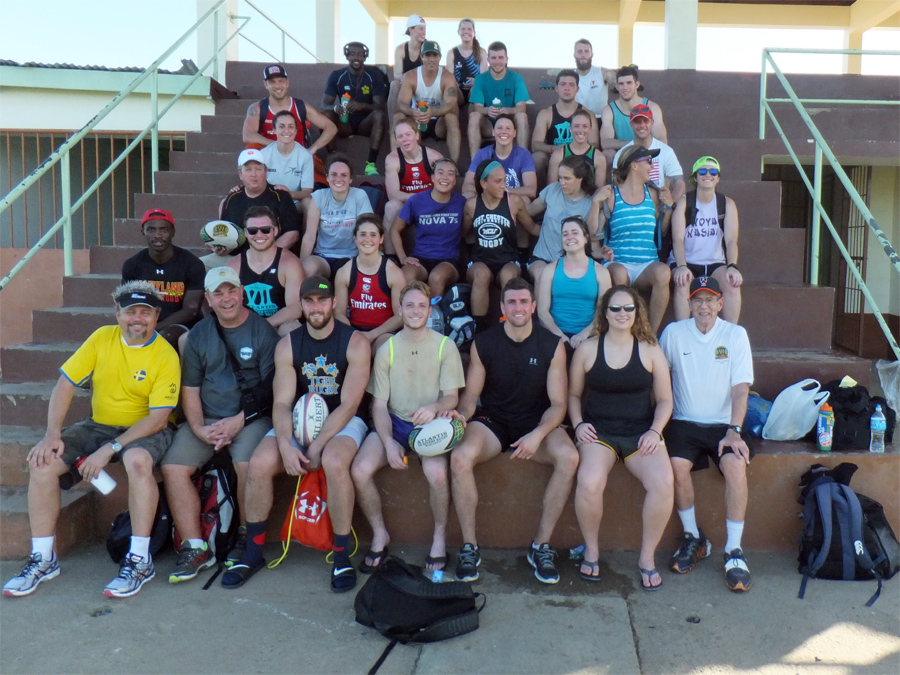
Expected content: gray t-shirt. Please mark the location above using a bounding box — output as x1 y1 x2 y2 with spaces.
532 183 593 262
311 187 373 259
182 312 279 419
260 142 315 193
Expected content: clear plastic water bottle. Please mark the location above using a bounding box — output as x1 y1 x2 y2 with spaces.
428 296 444 333
869 404 886 454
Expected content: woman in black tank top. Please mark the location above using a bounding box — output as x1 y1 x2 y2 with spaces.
568 285 674 589
548 109 606 184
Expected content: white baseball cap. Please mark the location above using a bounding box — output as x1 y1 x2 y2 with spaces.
204 266 242 292
406 14 425 31
238 148 266 167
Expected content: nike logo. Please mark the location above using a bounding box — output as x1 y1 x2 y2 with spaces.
333 566 354 575
683 352 691 355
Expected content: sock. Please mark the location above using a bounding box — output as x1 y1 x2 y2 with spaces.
678 507 700 538
187 538 207 551
332 533 352 566
367 148 378 164
725 519 744 553
243 520 267 565
32 536 54 561
129 536 151 561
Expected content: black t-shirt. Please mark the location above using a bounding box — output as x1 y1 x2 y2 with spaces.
121 246 205 324
473 323 560 429
324 67 387 105
220 186 300 237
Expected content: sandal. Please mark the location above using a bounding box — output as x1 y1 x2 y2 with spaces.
331 561 357 593
640 567 663 591
579 559 602 582
425 554 447 572
359 548 388 575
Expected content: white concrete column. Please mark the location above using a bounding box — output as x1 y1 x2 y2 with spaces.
843 30 863 75
196 0 237 82
374 20 390 65
316 0 340 63
664 0 698 70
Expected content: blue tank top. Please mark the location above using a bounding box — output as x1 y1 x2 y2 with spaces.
608 185 657 264
611 97 648 141
550 258 599 335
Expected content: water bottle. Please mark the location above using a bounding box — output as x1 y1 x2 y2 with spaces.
340 93 351 123
76 457 118 495
428 296 444 333
816 402 834 452
869 404 886 454
417 101 429 131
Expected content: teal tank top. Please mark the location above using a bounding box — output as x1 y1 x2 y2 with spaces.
608 185 658 264
550 258 599 335
611 97 648 141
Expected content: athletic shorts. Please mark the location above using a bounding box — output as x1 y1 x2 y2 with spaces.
470 413 537 453
526 255 552 269
605 260 657 284
321 256 353 280
670 261 725 278
160 417 272 466
420 117 440 139
347 112 370 134
413 256 459 275
468 258 520 278
58 417 175 467
264 415 368 452
579 429 644 461
664 419 753 472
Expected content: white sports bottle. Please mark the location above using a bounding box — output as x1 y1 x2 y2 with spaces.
869 404 886 454
76 458 117 495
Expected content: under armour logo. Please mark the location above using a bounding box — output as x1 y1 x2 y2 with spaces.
529 358 538 365
156 269 164 274
854 540 864 555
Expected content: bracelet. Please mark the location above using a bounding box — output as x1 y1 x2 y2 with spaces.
675 264 687 269
727 263 740 271
575 422 589 430
662 204 673 212
648 429 662 439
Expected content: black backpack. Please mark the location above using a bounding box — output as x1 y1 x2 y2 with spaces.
818 380 895 450
440 284 476 352
355 556 485 674
106 488 172 563
797 463 900 606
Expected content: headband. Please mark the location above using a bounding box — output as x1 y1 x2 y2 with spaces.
481 161 503 180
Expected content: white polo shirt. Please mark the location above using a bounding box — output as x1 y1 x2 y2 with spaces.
660 317 753 425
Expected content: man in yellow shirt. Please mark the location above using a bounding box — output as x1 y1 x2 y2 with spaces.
3 281 180 599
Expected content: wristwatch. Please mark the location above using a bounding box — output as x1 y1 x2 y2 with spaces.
728 425 743 434
110 441 123 453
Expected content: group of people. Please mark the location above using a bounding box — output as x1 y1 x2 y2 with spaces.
4 16 755 602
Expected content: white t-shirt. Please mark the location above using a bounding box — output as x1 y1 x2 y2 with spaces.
260 142 314 194
660 317 753 425
311 188 373 259
613 138 683 189
574 66 609 117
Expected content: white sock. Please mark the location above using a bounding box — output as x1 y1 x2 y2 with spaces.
725 520 744 553
32 536 54 561
188 538 207 550
678 507 700 538
129 536 151 561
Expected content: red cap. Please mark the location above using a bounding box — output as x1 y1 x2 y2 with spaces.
630 104 653 121
141 208 175 227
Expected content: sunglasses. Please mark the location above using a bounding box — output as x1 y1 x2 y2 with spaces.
608 304 636 313
696 168 719 176
246 226 274 235
635 156 652 164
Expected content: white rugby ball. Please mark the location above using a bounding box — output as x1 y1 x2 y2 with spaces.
293 393 329 446
409 417 466 456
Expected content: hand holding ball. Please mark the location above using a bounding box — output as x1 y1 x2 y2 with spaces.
293 393 329 446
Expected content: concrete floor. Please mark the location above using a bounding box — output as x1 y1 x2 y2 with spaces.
1 544 898 674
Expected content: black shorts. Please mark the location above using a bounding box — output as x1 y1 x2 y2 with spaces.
420 118 440 139
471 413 536 452
347 112 370 134
670 262 725 278
527 254 552 268
582 429 644 461
468 258 520 278
664 419 753 472
415 257 459 275
322 256 352 279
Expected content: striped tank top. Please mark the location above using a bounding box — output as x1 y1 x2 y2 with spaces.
607 185 657 264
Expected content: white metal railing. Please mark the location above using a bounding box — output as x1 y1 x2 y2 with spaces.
759 47 900 361
235 0 322 64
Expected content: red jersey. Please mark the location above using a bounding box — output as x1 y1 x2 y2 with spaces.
258 96 310 146
396 146 434 194
348 257 393 330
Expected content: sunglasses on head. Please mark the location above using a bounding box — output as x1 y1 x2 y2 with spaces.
608 304 636 313
696 168 719 176
246 226 274 235
635 156 652 164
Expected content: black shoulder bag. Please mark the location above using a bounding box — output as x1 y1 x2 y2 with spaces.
212 317 272 423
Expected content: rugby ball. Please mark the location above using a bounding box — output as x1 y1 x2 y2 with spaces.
293 393 329 446
409 417 466 456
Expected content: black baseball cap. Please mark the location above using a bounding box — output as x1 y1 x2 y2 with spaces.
264 64 288 80
300 275 334 299
689 276 722 298
115 290 162 309
616 145 661 170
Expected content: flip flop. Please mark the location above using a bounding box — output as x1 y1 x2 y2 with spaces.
425 554 447 572
640 567 663 591
331 561 357 593
359 548 388 574
579 559 602 582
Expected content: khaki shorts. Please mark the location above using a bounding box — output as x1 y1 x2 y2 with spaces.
160 417 272 466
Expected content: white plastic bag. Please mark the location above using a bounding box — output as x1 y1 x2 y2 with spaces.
762 379 829 441
876 359 899 426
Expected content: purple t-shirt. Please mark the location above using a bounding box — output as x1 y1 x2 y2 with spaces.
398 191 467 260
468 145 536 190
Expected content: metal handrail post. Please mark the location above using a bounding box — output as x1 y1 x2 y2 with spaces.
759 49 768 139
282 31 286 63
61 153 73 277
213 8 220 81
151 69 159 194
810 145 823 286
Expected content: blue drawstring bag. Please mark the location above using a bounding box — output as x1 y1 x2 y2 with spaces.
745 392 773 438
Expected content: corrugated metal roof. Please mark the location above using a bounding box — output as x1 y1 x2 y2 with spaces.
0 59 199 75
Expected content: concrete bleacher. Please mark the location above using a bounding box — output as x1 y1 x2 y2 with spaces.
1 62 897 560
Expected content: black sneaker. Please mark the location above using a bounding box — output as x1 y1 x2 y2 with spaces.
225 525 247 568
724 549 752 592
455 543 481 582
670 530 710 574
527 543 559 584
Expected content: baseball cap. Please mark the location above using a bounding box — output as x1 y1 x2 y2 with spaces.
692 155 721 175
263 64 288 80
689 276 723 299
204 266 242 292
200 220 245 253
238 148 266 167
406 14 426 30
115 289 162 309
141 208 175 228
630 104 653 121
616 145 660 170
300 275 334 299
421 41 441 56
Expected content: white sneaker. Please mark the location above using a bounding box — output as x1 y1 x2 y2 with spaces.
104 553 155 598
3 552 60 597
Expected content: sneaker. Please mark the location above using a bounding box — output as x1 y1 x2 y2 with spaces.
364 161 379 176
104 553 155 598
3 552 60 597
455 543 481 582
527 543 560 584
168 542 215 583
724 549 752 592
225 526 246 568
670 530 711 574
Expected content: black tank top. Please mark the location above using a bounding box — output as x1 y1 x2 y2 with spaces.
544 103 582 146
563 144 595 161
239 248 286 319
472 193 517 268
402 42 422 74
290 321 355 413
583 336 654 437
474 323 559 428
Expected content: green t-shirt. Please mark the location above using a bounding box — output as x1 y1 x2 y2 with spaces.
469 70 530 108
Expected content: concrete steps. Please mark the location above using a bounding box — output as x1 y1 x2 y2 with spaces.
1 342 83 383
0 382 92 427
62 274 120 307
1 485 97 560
32 307 114 344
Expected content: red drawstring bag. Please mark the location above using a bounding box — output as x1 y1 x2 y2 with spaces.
280 469 333 552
